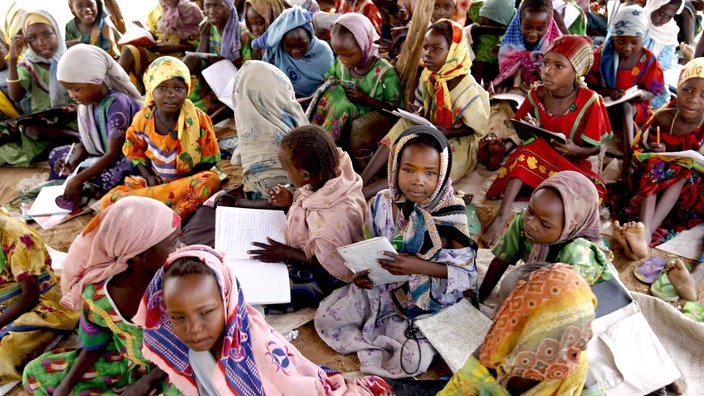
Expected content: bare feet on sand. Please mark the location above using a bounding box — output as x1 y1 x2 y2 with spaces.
666 259 697 301
613 221 649 260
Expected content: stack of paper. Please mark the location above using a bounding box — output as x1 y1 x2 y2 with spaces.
337 237 408 286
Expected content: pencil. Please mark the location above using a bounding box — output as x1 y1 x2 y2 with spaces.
656 126 661 144
59 142 75 177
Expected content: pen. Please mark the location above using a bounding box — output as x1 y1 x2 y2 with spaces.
59 143 76 177
656 126 661 144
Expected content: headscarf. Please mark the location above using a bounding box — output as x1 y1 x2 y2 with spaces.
479 0 516 26
526 171 601 263
245 0 286 31
452 0 471 26
478 264 596 394
284 0 321 13
134 245 392 395
493 2 562 87
544 35 594 87
644 0 684 51
143 56 202 170
599 5 649 87
232 60 308 189
157 0 204 40
252 6 334 97
60 196 180 310
388 126 475 316
21 10 69 108
57 44 142 155
334 13 379 66
677 57 704 89
419 19 472 130
66 0 120 58
217 0 242 61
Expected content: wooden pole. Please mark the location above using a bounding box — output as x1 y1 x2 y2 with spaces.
104 0 126 34
394 0 433 110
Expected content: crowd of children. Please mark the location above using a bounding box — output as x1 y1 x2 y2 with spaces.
0 0 703 393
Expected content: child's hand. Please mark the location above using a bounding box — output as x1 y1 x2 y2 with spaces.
378 251 425 275
610 89 625 100
62 177 83 204
54 158 74 176
552 138 580 157
633 89 647 103
268 184 293 208
9 35 25 59
249 237 293 263
343 85 367 104
352 269 373 289
199 21 213 39
648 141 666 153
144 174 163 187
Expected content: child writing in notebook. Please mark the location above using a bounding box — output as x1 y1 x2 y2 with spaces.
315 126 478 379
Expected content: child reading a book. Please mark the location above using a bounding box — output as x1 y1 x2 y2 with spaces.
100 56 221 220
612 57 704 261
585 5 664 178
240 0 286 61
0 209 79 384
64 0 121 59
307 13 402 147
22 196 182 395
247 125 367 310
49 44 142 207
482 35 612 247
134 245 392 395
315 126 478 378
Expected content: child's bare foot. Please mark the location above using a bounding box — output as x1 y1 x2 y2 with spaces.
622 221 649 260
612 221 639 261
480 214 507 247
478 135 506 171
666 259 697 301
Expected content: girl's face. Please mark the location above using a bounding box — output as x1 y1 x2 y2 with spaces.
142 228 182 272
422 28 450 72
397 144 440 203
676 77 704 120
61 82 106 105
432 0 455 22
164 273 226 355
282 28 310 59
24 23 59 59
204 0 230 27
246 6 267 38
331 34 363 69
521 10 550 46
277 147 310 188
540 52 574 90
152 78 188 114
650 3 679 27
613 35 643 60
70 0 99 26
524 188 564 245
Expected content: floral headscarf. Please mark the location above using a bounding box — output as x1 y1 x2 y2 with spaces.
544 35 594 87
599 5 649 88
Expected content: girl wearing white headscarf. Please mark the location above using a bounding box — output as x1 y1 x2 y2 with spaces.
643 0 685 108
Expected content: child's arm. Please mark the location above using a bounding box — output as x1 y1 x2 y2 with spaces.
343 86 397 112
435 124 475 139
118 365 169 396
7 35 26 102
136 163 163 186
61 138 122 203
52 347 107 396
478 257 510 303
552 138 601 159
248 237 321 266
0 276 39 329
378 251 449 278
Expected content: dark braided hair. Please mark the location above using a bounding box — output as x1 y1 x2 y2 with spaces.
163 257 218 288
520 0 552 17
280 125 340 190
427 20 453 48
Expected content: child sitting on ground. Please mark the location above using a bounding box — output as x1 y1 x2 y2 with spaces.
64 0 121 58
100 56 221 220
315 126 478 378
247 125 367 309
241 0 286 61
643 0 685 108
468 0 515 86
134 245 392 395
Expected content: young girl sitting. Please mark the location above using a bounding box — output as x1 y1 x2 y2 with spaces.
100 56 221 220
307 13 402 147
240 0 286 61
0 209 78 384
64 0 121 59
613 57 704 261
49 44 142 207
22 196 182 395
586 5 664 178
248 125 366 309
134 245 392 395
482 35 612 247
362 19 489 199
315 126 479 378
253 6 334 98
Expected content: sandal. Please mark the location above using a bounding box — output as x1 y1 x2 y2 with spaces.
634 256 668 284
682 301 704 322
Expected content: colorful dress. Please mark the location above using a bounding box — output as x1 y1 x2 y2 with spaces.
309 58 402 140
240 27 263 61
0 214 78 384
335 0 383 35
23 280 180 395
486 87 612 201
64 0 121 58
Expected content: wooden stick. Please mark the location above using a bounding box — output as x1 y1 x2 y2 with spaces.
656 126 661 144
394 0 434 110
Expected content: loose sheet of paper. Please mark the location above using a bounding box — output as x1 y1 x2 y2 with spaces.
337 237 409 285
26 185 69 217
603 86 640 107
202 60 237 111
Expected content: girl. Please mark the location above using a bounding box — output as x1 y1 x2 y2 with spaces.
100 56 221 220
586 5 664 178
362 20 489 199
134 245 392 395
432 0 471 26
0 209 78 384
248 125 367 309
334 0 383 36
440 264 597 395
470 0 515 86
3 10 77 166
482 35 612 247
49 44 142 207
612 57 704 261
22 196 182 395
240 0 286 61
307 13 402 147
253 6 334 98
315 126 478 378
491 0 561 93
65 0 121 59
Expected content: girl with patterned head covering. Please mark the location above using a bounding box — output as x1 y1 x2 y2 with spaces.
65 0 121 59
585 4 665 179
307 13 402 145
241 0 286 60
316 125 479 378
100 56 221 220
23 196 182 395
440 263 597 395
133 245 392 395
482 35 612 248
